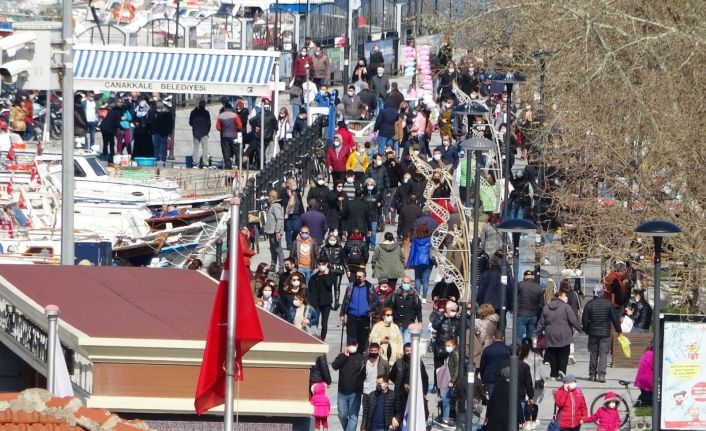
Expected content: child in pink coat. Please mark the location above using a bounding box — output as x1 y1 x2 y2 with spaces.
310 382 331 431
583 392 622 431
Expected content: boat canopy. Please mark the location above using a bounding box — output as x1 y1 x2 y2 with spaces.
73 45 280 96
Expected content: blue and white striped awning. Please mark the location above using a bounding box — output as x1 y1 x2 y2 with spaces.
73 46 279 97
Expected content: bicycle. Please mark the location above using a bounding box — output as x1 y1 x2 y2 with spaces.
589 379 639 429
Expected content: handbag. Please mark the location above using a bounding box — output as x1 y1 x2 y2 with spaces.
546 404 560 431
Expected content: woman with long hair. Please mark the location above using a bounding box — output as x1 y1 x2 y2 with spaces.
407 224 433 302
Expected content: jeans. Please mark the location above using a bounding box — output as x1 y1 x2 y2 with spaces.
417 134 429 156
377 135 394 155
291 103 301 118
152 134 168 162
588 335 611 377
337 391 361 431
414 264 432 298
268 233 284 270
368 222 378 248
375 96 385 116
401 327 411 344
442 387 455 420
299 268 312 285
192 136 209 165
87 122 97 148
284 214 301 250
515 315 538 342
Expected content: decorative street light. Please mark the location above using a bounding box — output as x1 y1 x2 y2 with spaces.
497 217 538 431
635 219 680 431
458 135 497 430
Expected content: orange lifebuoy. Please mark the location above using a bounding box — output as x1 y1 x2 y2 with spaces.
113 3 136 24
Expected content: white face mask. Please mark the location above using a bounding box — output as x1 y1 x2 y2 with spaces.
318 265 327 272
413 150 420 156
384 316 393 324
334 140 341 147
444 278 452 284
380 284 388 291
607 402 617 409
328 239 337 245
403 177 411 183
447 311 457 318
346 177 354 183
336 187 343 192
377 72 383 77
433 154 441 161
448 68 455 73
293 300 302 307
375 160 383 166
301 51 306 56
443 141 450 146
292 280 301 287
348 91 354 96
317 179 325 185
263 290 272 298
567 382 577 391
445 346 454 353
367 185 374 191
348 346 358 354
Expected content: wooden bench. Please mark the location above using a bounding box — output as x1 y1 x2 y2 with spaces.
611 331 652 368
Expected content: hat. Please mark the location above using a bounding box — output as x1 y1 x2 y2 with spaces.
299 106 307 114
378 277 389 285
603 392 619 404
562 374 576 384
346 337 358 345
155 101 165 110
523 269 534 276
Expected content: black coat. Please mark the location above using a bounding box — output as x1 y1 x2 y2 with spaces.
431 281 460 301
310 353 332 385
326 191 349 228
397 203 422 238
630 297 652 330
495 360 534 400
308 271 336 307
332 351 366 395
344 199 374 233
152 110 174 137
99 106 122 134
343 238 370 268
389 290 423 328
431 315 460 351
385 160 406 187
582 296 621 338
361 389 399 430
189 106 211 139
517 280 545 317
307 184 331 212
319 244 345 270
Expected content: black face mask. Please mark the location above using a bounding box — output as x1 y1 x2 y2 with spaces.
376 384 386 392
369 352 379 359
404 353 411 361
356 278 365 284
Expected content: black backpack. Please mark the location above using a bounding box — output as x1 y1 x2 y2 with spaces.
348 242 363 264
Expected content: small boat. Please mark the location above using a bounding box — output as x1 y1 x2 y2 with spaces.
146 206 226 230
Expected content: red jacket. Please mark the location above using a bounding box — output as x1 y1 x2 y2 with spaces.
584 406 621 431
326 145 351 173
554 387 588 429
239 232 257 268
336 127 355 151
293 55 314 78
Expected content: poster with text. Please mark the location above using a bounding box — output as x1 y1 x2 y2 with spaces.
663 320 706 430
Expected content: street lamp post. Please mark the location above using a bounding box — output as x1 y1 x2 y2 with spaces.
458 135 496 430
492 72 526 330
408 322 424 431
497 218 538 431
635 219 681 431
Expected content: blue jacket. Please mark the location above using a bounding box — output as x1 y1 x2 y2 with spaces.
479 340 510 384
374 101 398 138
439 143 460 171
287 304 319 327
407 237 431 268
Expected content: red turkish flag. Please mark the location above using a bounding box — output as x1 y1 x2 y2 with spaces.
194 252 264 415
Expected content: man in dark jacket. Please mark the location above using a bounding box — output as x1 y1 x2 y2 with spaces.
332 337 367 431
247 99 278 166
389 343 429 421
307 174 331 214
366 154 390 195
431 301 460 371
358 82 377 118
344 189 374 235
478 253 513 315
439 135 460 171
340 270 380 350
360 376 400 431
99 100 123 163
189 99 211 167
627 287 652 332
309 353 332 387
389 277 423 343
479 329 510 396
370 66 389 117
582 285 621 382
386 81 405 110
515 269 545 342
373 101 398 154
300 198 328 245
397 195 421 240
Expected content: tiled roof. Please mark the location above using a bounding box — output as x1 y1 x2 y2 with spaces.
0 389 155 431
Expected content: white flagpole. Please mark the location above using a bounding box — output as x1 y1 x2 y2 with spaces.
45 305 59 394
224 174 241 431
408 322 424 431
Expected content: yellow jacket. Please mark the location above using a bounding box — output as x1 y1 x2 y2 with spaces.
345 150 369 172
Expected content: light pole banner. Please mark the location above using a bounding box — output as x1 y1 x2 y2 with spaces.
662 320 706 430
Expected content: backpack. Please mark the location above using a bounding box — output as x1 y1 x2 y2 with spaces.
347 242 363 264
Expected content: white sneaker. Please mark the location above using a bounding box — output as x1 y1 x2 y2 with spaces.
533 420 540 429
422 298 427 304
569 355 576 365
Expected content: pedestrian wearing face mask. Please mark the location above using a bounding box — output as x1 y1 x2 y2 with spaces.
312 46 330 88
361 343 391 404
554 375 588 431
389 342 429 420
369 308 404 363
360 376 400 431
407 224 433 302
431 301 461 377
341 85 362 120
290 226 319 284
293 47 314 81
287 292 319 334
389 276 423 343
365 154 390 196
372 232 405 288
536 290 583 380
332 337 366 431
326 135 352 183
280 272 308 312
362 178 383 249
308 259 336 340
340 269 380 350
582 392 621 431
410 105 428 156
439 137 459 171
280 177 305 250
307 174 331 214
346 143 370 183
326 181 349 240
257 281 284 317
374 278 395 305
370 67 389 117
431 277 460 302
319 234 346 310
300 198 328 245
435 337 459 428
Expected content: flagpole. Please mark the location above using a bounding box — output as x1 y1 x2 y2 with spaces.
45 304 60 394
408 322 423 431
224 174 240 431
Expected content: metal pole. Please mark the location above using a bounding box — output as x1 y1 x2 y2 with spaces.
305 0 310 42
652 236 662 431
224 188 241 431
60 0 75 265
43 90 51 143
408 323 423 431
499 82 513 329
344 0 351 87
457 303 467 429
464 148 482 430
274 0 280 50
45 305 60 393
508 232 520 431
175 0 180 47
259 100 265 170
